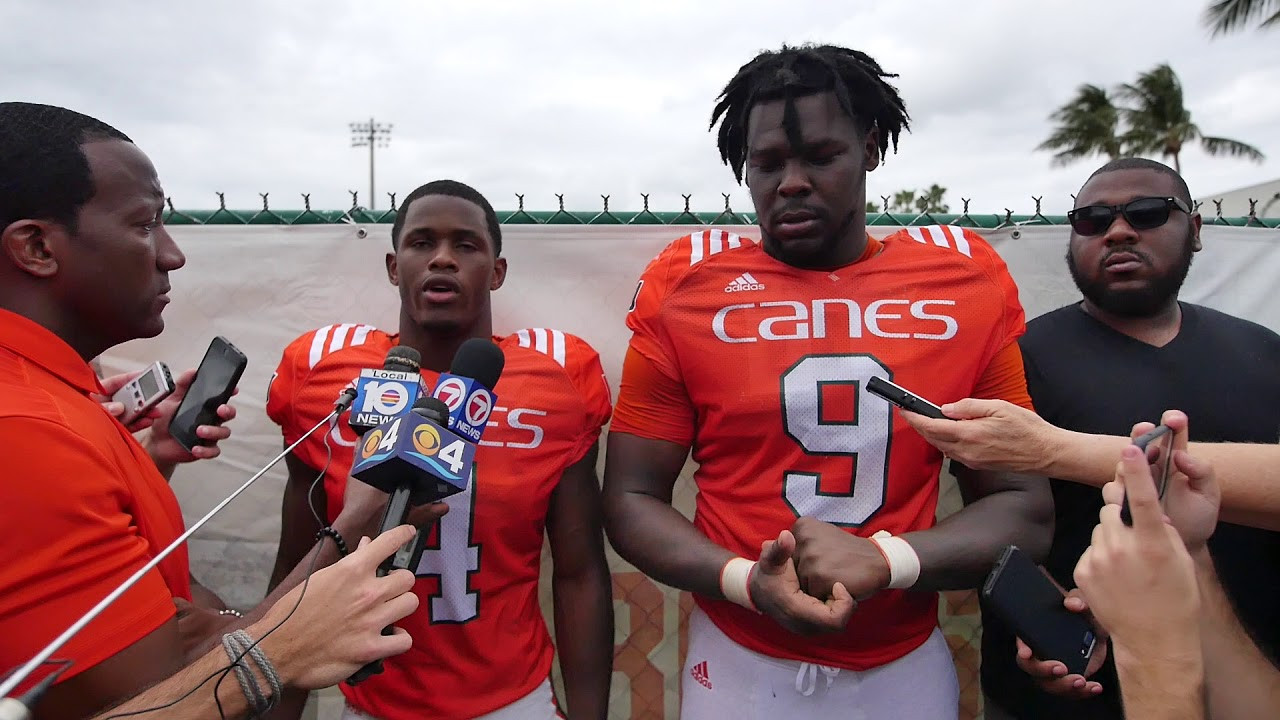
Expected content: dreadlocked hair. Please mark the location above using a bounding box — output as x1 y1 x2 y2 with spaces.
710 44 910 183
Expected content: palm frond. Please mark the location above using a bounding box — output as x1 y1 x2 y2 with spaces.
1200 135 1266 162
1203 0 1280 36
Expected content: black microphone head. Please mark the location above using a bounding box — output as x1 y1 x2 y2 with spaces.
411 396 450 424
450 337 505 389
385 345 422 372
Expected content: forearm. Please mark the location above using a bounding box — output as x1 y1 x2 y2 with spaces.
1194 549 1280 719
553 570 614 720
1113 642 1204 720
902 476 1053 591
1045 431 1280 530
89 640 258 720
605 493 735 598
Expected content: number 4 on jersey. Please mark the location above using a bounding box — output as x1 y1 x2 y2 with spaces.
414 475 481 623
781 354 893 526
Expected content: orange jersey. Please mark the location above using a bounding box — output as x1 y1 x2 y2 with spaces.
612 226 1028 670
267 324 612 720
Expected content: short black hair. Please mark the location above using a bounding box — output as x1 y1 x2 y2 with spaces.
391 180 503 256
710 43 911 183
1084 157 1193 206
0 102 132 233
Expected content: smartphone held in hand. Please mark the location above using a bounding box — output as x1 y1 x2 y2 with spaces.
982 545 1098 676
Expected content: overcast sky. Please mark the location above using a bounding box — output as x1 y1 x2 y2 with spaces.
4 0 1277 216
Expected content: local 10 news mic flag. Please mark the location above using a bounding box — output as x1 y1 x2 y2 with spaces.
348 345 425 433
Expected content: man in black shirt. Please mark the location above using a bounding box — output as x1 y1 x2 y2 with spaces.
966 158 1280 719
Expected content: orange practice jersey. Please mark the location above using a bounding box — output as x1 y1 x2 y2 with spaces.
612 226 1028 670
267 324 612 720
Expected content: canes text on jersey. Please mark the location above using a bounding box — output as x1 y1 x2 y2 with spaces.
330 405 548 450
712 298 959 343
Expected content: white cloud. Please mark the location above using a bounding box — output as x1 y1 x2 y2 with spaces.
4 0 1276 216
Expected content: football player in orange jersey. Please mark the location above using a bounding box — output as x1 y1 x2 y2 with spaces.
602 44 1054 718
265 180 614 720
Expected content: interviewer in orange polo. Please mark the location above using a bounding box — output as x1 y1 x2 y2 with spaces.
0 102 446 720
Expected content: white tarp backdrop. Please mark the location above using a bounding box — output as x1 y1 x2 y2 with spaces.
97 223 1280 720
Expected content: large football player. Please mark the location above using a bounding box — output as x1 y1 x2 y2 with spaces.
266 181 613 720
602 44 1053 718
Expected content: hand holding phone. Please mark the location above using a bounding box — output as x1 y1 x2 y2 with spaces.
1120 424 1174 526
866 376 947 420
982 545 1098 676
169 337 247 453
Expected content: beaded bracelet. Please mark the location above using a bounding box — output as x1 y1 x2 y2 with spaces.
315 526 350 557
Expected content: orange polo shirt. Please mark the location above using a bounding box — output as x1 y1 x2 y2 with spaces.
0 309 191 693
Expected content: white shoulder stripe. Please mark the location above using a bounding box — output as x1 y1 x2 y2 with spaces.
905 225 973 258
687 229 743 266
308 325 334 368
689 231 705 265
351 324 373 346
515 328 568 366
942 225 973 257
308 323 378 368
328 323 354 353
925 226 952 249
551 329 566 367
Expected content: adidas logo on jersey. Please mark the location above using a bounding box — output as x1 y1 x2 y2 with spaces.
724 273 765 293
690 660 712 690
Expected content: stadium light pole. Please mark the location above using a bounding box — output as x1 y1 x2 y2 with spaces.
350 117 392 210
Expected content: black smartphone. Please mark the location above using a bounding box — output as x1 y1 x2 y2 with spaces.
1120 424 1174 526
866 376 947 420
170 336 247 453
982 545 1098 676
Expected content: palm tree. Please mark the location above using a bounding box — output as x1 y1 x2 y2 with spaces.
1117 63 1265 174
1037 84 1124 167
1204 0 1280 35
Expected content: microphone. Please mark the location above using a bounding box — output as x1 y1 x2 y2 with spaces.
430 337 505 443
346 346 424 433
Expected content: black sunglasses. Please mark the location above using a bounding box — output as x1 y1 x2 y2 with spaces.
1067 197 1192 236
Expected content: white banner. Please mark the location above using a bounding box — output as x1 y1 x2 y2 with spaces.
98 222 1280 719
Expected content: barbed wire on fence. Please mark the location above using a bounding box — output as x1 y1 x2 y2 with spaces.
160 192 1280 229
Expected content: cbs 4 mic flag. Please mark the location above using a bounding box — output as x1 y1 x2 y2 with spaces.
350 410 476 503
431 374 496 444
349 368 424 434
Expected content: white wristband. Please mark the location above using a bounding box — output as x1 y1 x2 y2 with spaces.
719 557 758 611
870 531 921 590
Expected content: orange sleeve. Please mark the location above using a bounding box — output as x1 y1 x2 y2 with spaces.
971 342 1034 411
560 334 615 463
0 418 175 692
265 332 309 434
610 345 697 447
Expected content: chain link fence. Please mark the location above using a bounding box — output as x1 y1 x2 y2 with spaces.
161 192 1280 230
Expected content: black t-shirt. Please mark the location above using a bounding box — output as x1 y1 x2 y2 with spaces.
982 302 1280 719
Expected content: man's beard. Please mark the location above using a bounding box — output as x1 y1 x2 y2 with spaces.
1067 234 1194 317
